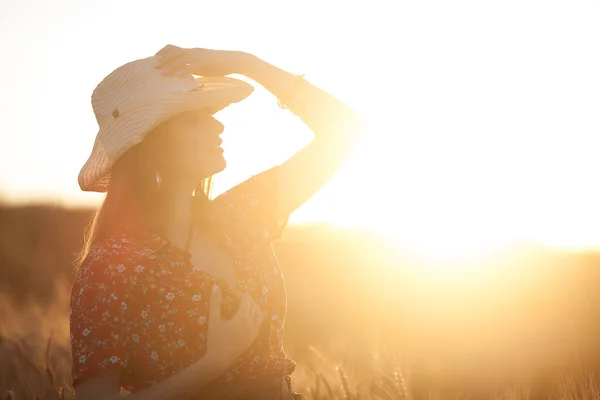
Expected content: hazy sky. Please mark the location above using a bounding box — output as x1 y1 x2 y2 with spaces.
1 0 599 255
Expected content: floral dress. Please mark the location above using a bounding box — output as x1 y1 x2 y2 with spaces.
69 166 296 393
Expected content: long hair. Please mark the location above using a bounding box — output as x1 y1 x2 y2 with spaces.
75 124 212 269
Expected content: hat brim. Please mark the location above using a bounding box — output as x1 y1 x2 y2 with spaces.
78 77 253 192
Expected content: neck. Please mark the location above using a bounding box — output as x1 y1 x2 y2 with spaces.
162 177 199 252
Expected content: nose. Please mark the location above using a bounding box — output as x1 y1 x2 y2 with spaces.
215 121 224 135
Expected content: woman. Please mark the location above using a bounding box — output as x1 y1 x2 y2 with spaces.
70 45 363 400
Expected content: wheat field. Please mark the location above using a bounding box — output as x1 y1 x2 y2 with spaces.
3 322 600 400
3 205 600 399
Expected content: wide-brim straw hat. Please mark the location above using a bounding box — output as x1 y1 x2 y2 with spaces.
78 56 254 192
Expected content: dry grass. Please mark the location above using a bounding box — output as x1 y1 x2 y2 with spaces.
4 206 600 399
3 327 600 400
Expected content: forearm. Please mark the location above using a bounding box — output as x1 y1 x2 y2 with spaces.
239 53 364 143
125 352 228 400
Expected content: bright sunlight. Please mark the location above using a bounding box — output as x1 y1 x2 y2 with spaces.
3 2 600 400
1 0 599 262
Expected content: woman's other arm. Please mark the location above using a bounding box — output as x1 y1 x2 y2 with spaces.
75 287 263 400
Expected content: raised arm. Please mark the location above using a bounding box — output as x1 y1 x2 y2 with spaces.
155 45 365 222
240 54 365 221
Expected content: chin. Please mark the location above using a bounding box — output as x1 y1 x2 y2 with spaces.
206 156 227 176
215 158 227 174
216 153 227 171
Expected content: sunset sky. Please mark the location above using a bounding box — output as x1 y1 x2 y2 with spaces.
1 0 599 257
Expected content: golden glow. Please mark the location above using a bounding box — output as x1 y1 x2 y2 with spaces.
1 0 599 262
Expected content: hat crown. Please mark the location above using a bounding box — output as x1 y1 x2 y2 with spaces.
91 57 199 128
79 56 253 192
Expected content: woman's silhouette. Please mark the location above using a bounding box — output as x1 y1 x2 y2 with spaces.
70 45 363 400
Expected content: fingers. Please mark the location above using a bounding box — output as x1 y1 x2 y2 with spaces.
209 285 223 319
154 44 173 58
250 299 263 324
154 44 188 76
154 44 180 67
243 295 264 334
252 305 264 332
163 62 191 77
236 295 262 328
238 294 253 319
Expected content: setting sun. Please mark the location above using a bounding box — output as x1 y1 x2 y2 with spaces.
1 0 600 262
3 1 600 399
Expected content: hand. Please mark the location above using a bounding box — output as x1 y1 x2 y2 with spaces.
154 44 247 77
205 286 264 364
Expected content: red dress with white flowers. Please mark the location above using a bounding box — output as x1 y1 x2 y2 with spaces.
69 167 296 392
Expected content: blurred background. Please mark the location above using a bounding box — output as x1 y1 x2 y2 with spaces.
1 0 600 398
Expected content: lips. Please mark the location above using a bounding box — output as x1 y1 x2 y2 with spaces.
208 137 223 154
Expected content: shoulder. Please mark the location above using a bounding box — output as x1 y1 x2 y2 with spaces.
77 235 158 278
213 167 279 208
211 167 287 242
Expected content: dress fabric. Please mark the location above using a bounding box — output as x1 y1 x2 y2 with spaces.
69 166 296 394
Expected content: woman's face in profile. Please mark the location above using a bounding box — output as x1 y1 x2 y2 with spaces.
156 110 227 181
